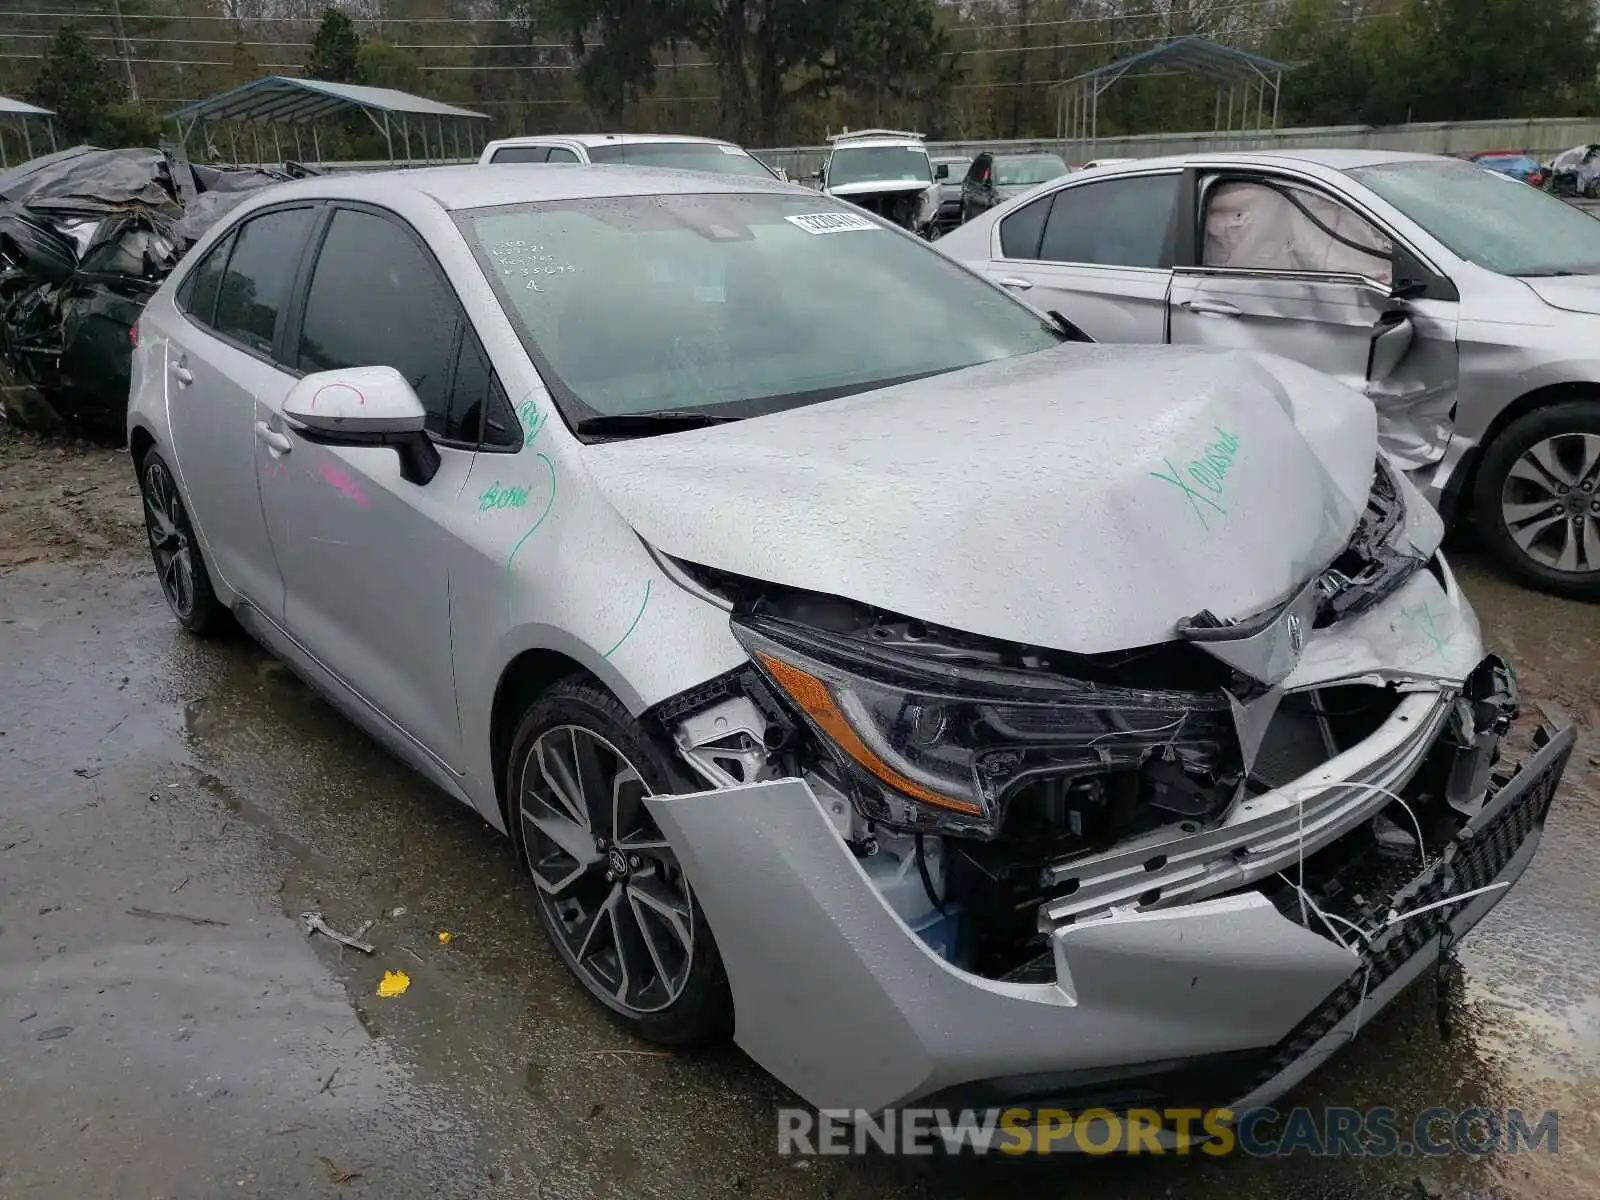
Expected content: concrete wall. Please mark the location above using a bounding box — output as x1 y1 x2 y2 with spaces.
751 116 1600 181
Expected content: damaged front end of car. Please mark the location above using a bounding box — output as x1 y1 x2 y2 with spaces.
639 455 1574 1123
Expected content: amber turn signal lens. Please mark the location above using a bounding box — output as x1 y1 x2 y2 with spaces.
754 651 983 817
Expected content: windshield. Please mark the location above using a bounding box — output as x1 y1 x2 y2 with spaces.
1351 159 1600 276
456 193 1057 425
828 146 933 187
996 155 1068 187
585 141 776 179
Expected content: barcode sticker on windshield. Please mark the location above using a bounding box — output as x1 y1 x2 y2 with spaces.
786 212 878 235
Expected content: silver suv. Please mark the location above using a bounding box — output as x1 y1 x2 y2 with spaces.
127 164 1571 1131
478 132 780 181
938 150 1600 599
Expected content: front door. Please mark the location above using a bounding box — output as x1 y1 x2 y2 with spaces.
1168 173 1460 471
255 204 484 770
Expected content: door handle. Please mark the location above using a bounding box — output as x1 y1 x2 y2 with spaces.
1179 298 1242 317
169 361 193 386
998 276 1035 291
254 420 293 456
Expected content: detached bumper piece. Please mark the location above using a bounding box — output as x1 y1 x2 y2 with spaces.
1244 720 1574 1104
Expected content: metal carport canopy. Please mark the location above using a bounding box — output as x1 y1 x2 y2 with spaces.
1055 35 1294 146
0 95 58 167
167 75 488 164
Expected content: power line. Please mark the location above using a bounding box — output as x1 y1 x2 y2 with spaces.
0 0 1287 32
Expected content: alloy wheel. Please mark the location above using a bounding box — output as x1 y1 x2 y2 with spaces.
142 458 197 619
1499 432 1600 574
518 726 694 1015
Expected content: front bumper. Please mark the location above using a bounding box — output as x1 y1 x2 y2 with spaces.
646 720 1573 1117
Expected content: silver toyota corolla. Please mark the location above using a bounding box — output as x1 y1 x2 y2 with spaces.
127 165 1573 1135
938 149 1600 601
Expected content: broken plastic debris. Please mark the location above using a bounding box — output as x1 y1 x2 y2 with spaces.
437 931 453 944
377 970 411 997
390 906 407 918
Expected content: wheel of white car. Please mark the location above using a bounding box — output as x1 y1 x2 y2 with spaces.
1475 399 1600 600
506 677 733 1047
138 446 227 636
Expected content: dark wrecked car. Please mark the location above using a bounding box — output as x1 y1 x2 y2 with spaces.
0 144 314 437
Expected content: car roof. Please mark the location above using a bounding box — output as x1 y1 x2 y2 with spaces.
239 164 799 213
830 137 927 150
487 133 741 149
1076 148 1455 175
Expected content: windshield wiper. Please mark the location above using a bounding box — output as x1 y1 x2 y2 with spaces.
1046 309 1094 343
575 410 743 436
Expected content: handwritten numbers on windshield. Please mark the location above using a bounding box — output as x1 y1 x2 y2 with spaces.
486 239 576 296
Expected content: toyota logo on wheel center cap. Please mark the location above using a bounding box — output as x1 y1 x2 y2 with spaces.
608 847 629 878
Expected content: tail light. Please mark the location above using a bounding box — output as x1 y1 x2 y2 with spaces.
129 323 140 348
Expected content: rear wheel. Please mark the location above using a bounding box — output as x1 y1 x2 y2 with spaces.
1474 400 1600 600
139 448 227 635
506 677 732 1047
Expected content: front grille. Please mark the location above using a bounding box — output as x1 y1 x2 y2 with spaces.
1249 725 1573 1091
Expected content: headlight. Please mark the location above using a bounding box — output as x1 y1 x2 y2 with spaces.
731 610 1234 839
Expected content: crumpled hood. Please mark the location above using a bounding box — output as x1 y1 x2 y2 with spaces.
1521 274 1600 317
827 179 935 199
583 345 1378 654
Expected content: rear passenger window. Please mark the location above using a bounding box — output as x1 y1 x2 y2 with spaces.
998 194 1050 259
213 207 315 355
176 232 232 328
297 208 468 441
1037 175 1180 268
493 146 548 163
545 147 580 163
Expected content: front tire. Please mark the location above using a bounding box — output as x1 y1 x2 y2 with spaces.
1474 400 1600 600
139 447 227 635
506 677 732 1047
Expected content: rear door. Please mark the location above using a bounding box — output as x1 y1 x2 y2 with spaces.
157 204 319 611
985 170 1181 343
1166 170 1460 465
255 203 509 769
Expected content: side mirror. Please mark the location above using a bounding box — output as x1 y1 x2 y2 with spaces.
935 163 949 180
1367 311 1415 382
812 168 824 183
282 365 441 486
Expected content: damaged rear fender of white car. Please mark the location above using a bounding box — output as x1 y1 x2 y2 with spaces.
627 423 1573 1120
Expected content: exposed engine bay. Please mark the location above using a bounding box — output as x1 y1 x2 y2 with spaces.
841 188 936 235
649 455 1541 985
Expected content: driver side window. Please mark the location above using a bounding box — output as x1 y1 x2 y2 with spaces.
297 207 497 445
1203 178 1393 285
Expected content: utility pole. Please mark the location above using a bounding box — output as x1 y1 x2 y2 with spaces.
1010 0 1031 138
110 0 140 102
